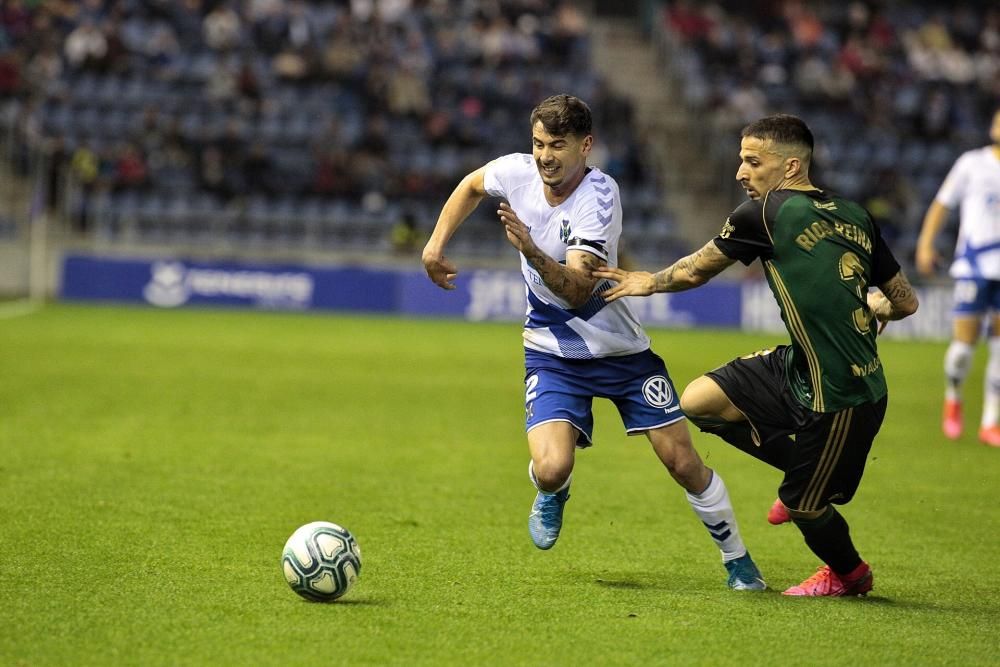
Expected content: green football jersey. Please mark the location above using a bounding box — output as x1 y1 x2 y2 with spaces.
714 188 901 412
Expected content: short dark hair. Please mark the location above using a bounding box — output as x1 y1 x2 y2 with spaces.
741 114 814 158
530 94 592 138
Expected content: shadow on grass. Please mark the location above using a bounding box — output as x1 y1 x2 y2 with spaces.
594 578 649 590
592 575 793 596
298 597 390 607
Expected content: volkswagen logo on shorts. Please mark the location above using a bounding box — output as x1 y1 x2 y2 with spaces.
642 376 673 408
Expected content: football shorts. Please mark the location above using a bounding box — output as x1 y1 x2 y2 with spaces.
523 348 685 446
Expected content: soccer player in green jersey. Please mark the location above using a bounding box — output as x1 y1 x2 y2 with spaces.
593 114 919 596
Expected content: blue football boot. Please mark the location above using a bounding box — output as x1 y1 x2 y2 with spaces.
724 551 767 591
528 487 570 550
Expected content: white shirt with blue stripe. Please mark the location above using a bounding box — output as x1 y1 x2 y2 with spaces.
483 153 650 359
935 146 1000 280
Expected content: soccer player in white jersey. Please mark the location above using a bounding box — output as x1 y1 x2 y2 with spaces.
421 94 765 590
916 108 1000 447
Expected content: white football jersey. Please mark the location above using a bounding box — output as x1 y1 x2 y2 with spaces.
483 153 649 359
935 146 1000 279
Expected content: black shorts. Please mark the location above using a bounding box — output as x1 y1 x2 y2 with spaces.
706 346 888 512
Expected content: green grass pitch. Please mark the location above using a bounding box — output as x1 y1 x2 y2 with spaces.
1 304 998 665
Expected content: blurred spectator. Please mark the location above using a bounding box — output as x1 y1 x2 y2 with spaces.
243 141 276 194
69 142 100 231
151 138 194 193
0 50 22 97
390 210 423 254
114 142 148 191
1 0 33 45
64 20 106 69
0 0 664 260
659 0 1000 258
272 47 309 80
387 62 430 117
311 147 356 197
205 56 239 103
23 42 62 96
203 4 242 51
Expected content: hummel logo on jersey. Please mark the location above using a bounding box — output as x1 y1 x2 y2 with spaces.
559 218 571 243
813 200 838 211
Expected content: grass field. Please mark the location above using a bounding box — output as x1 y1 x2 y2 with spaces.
2 303 998 666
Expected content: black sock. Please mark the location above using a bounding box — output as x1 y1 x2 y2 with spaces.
687 415 794 471
792 506 862 576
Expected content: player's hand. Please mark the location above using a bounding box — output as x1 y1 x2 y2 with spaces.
422 246 458 290
592 265 656 303
497 202 537 255
866 290 889 335
914 243 939 277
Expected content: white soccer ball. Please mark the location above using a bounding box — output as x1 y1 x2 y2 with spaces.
281 521 362 602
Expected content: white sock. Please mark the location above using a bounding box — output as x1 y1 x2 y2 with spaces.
945 340 974 401
528 461 571 495
983 338 1000 427
685 471 747 562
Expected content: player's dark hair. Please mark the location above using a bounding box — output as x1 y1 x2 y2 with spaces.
530 94 592 138
741 114 814 157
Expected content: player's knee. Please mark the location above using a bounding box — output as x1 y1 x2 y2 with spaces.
679 377 716 418
531 455 572 490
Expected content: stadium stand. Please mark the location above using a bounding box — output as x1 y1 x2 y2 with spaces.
0 0 681 264
654 0 1000 267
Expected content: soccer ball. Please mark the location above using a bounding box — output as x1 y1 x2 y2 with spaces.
281 521 362 602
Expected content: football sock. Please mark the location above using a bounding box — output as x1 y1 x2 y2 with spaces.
685 470 747 562
944 340 974 401
791 505 862 576
686 415 793 471
528 461 571 495
982 338 1000 426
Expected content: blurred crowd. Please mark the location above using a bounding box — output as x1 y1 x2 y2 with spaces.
661 0 1000 256
0 0 669 257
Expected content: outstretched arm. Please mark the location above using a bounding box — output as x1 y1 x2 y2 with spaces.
422 166 488 290
498 202 599 307
592 240 737 302
868 269 919 331
915 201 950 277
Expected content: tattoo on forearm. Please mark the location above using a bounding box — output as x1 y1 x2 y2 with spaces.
874 274 917 321
884 281 913 304
652 244 728 292
524 247 595 303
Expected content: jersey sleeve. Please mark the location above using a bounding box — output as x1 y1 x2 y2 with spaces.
934 152 970 209
483 153 534 199
564 179 619 262
870 221 902 286
712 199 773 265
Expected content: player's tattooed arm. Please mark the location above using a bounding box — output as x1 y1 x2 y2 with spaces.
868 270 919 325
522 246 600 307
498 202 597 307
592 240 735 303
651 241 735 292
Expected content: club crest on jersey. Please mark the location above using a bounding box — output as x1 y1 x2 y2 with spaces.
559 218 571 243
719 218 735 239
642 376 674 408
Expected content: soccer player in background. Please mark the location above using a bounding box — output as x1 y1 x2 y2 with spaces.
421 94 766 591
915 108 1000 447
594 115 918 596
